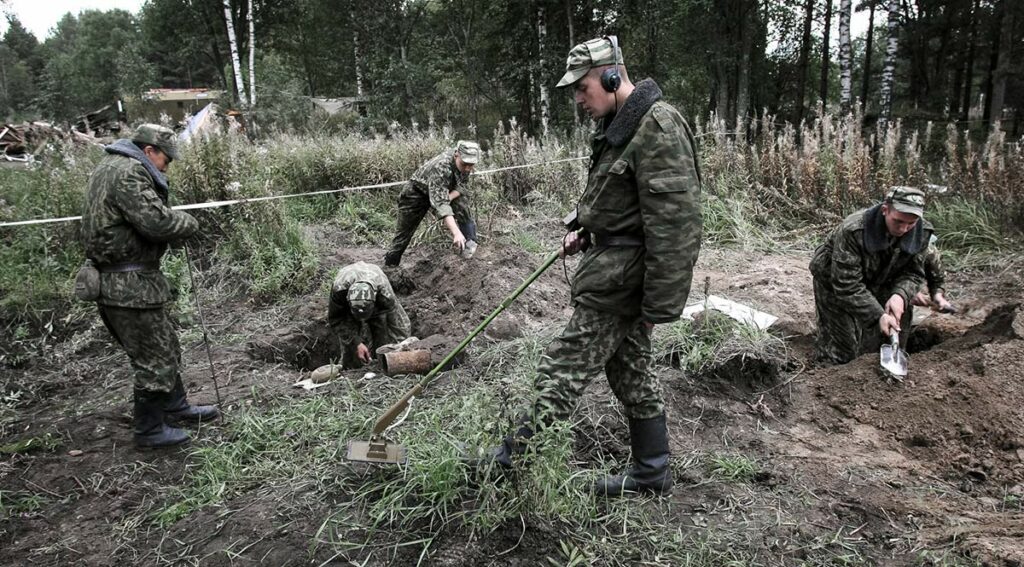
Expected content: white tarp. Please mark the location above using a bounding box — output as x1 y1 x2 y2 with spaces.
179 103 217 142
682 295 778 330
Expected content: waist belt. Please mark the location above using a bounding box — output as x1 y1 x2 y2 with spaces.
591 233 644 248
96 261 161 273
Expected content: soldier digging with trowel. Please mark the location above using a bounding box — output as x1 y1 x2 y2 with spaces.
809 186 933 376
328 261 412 369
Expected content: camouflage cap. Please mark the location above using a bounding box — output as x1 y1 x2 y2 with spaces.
132 123 180 161
456 140 481 164
347 282 376 320
556 37 623 88
886 186 926 218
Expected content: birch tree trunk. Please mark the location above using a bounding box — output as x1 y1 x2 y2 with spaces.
223 0 247 104
819 0 833 110
565 0 579 125
537 3 549 137
838 0 852 112
877 0 901 135
247 0 255 106
352 11 364 97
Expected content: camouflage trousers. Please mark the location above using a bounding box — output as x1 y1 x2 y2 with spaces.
383 182 476 266
98 305 180 393
343 303 412 367
813 278 913 365
529 303 664 425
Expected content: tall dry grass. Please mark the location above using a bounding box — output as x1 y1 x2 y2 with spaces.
697 105 1024 235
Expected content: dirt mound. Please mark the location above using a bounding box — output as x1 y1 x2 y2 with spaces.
267 243 571 372
248 300 341 370
399 244 571 339
805 303 1024 493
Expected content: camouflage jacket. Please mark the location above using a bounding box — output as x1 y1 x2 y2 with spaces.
328 262 400 345
923 241 945 294
80 140 198 308
573 79 703 323
410 149 470 219
810 204 932 324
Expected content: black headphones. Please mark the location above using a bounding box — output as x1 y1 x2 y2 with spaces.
600 35 622 93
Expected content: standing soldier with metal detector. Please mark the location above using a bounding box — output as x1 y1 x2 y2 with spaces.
79 124 219 449
472 36 703 497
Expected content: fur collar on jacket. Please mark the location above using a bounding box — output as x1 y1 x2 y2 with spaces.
604 78 663 147
105 139 170 200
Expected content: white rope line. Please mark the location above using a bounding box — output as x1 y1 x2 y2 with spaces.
0 155 588 228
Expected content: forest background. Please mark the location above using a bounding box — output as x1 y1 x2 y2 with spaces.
0 0 1021 140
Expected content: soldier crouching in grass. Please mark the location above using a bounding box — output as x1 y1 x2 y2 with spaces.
810 186 933 365
80 124 219 449
383 140 482 266
470 36 703 497
329 261 411 368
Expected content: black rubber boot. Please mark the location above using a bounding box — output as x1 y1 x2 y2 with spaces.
594 414 673 497
134 389 190 448
466 413 535 470
164 378 220 426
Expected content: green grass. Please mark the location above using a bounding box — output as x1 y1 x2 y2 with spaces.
331 192 398 246
653 313 786 378
708 455 759 482
0 432 62 455
218 208 319 303
0 489 51 518
925 196 1016 270
152 331 775 565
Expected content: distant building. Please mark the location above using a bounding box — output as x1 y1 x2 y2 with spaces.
311 96 369 117
128 88 226 122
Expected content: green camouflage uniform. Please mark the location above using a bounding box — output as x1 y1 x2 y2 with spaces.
923 241 945 296
383 149 476 266
328 261 411 366
531 78 703 424
80 139 198 393
810 204 933 364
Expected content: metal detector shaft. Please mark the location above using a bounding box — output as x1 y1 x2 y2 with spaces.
184 246 224 414
368 247 563 437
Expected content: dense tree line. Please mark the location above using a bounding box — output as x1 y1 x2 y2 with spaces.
0 0 1021 135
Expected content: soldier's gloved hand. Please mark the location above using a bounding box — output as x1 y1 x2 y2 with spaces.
356 343 372 363
879 313 901 337
884 294 905 322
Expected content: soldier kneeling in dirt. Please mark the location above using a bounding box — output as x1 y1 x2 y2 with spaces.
382 140 482 266
910 235 956 314
329 261 412 367
810 186 934 365
79 124 219 449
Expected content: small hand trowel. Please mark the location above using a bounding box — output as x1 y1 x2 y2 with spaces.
880 332 908 378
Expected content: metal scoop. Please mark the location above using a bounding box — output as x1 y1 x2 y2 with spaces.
880 332 908 377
